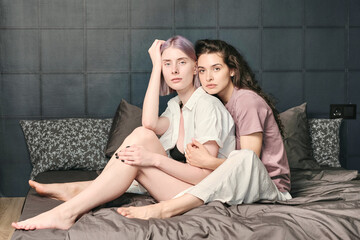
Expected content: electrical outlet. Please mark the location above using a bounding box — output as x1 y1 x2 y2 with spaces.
330 104 357 119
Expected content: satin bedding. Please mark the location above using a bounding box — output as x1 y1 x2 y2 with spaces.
12 169 360 240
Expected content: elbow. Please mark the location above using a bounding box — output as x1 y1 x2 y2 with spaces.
142 120 157 131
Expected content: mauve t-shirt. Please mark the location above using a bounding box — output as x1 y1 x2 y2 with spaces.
225 88 291 192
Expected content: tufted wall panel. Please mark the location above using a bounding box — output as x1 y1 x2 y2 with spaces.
1 0 359 196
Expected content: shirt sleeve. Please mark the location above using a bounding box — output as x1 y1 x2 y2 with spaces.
235 95 268 136
160 106 171 120
193 99 233 148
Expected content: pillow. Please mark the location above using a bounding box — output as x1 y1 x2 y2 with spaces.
279 103 320 169
20 118 113 179
105 99 142 158
308 118 342 167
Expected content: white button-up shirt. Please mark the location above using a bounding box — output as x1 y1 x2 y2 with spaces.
160 87 235 159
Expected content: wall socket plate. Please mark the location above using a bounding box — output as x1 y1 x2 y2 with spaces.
330 104 357 119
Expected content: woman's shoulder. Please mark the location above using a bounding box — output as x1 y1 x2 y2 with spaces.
232 89 268 109
197 89 225 109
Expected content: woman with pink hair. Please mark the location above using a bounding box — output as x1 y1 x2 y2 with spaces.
12 36 235 230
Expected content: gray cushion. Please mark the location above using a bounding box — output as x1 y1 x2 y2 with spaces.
280 103 320 169
105 99 142 158
20 118 112 179
308 118 342 167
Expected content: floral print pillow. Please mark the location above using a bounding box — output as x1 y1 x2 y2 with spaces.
20 118 112 179
308 118 342 167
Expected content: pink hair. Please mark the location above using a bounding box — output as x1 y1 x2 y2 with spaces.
159 35 200 96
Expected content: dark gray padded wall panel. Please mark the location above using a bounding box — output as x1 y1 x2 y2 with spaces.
262 72 303 111
348 120 360 157
131 0 173 27
42 30 84 72
350 0 360 26
40 0 84 28
86 0 128 28
348 72 360 111
220 29 260 71
305 29 345 70
305 0 346 26
219 0 260 27
263 0 303 27
305 72 345 114
42 74 85 117
262 29 303 70
0 30 39 72
175 0 217 27
349 29 360 70
1 0 359 196
0 0 38 27
87 73 130 116
0 119 32 196
87 30 129 71
1 75 41 116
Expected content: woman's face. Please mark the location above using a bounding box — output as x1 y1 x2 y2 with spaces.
161 47 196 92
197 53 234 96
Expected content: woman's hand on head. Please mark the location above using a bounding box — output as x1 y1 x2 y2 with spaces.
185 139 219 170
116 145 156 167
148 39 165 67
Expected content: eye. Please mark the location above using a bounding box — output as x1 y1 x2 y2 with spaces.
214 67 221 72
198 69 205 74
164 62 171 67
179 60 186 65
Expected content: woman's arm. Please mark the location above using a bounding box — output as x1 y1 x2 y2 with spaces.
119 141 219 185
186 139 225 170
142 39 169 136
186 132 263 170
239 132 262 158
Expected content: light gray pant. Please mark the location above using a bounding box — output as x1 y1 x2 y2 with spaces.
178 149 291 204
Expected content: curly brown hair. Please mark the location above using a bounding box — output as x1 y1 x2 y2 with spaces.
195 39 284 137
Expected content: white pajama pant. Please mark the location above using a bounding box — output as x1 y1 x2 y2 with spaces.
175 149 292 204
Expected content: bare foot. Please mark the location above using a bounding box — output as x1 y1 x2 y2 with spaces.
117 202 172 220
11 206 76 230
29 180 90 201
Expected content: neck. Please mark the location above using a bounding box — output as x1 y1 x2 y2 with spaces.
218 82 234 104
177 85 196 106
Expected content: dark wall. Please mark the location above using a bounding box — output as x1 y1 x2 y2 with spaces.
1 0 359 196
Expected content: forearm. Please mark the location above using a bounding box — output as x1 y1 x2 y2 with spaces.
205 157 225 170
154 153 212 185
142 65 162 130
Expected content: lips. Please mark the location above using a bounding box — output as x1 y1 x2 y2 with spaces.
206 84 217 89
171 78 182 83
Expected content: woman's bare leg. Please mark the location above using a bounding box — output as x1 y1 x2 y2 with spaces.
28 180 92 202
12 127 193 230
117 193 203 219
29 126 162 201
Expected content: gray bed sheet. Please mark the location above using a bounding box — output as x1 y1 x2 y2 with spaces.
12 169 360 240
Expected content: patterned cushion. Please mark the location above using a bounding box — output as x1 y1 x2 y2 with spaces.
20 118 113 179
308 118 342 167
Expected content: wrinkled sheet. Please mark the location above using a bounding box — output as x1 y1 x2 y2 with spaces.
12 169 360 240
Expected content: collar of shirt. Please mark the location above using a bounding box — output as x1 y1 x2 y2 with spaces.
168 87 206 111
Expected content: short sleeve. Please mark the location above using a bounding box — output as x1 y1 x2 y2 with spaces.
236 96 268 136
193 100 233 148
160 106 171 120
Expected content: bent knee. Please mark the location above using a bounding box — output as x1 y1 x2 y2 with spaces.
131 126 158 141
227 149 258 165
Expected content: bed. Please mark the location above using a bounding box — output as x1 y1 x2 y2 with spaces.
11 101 360 240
